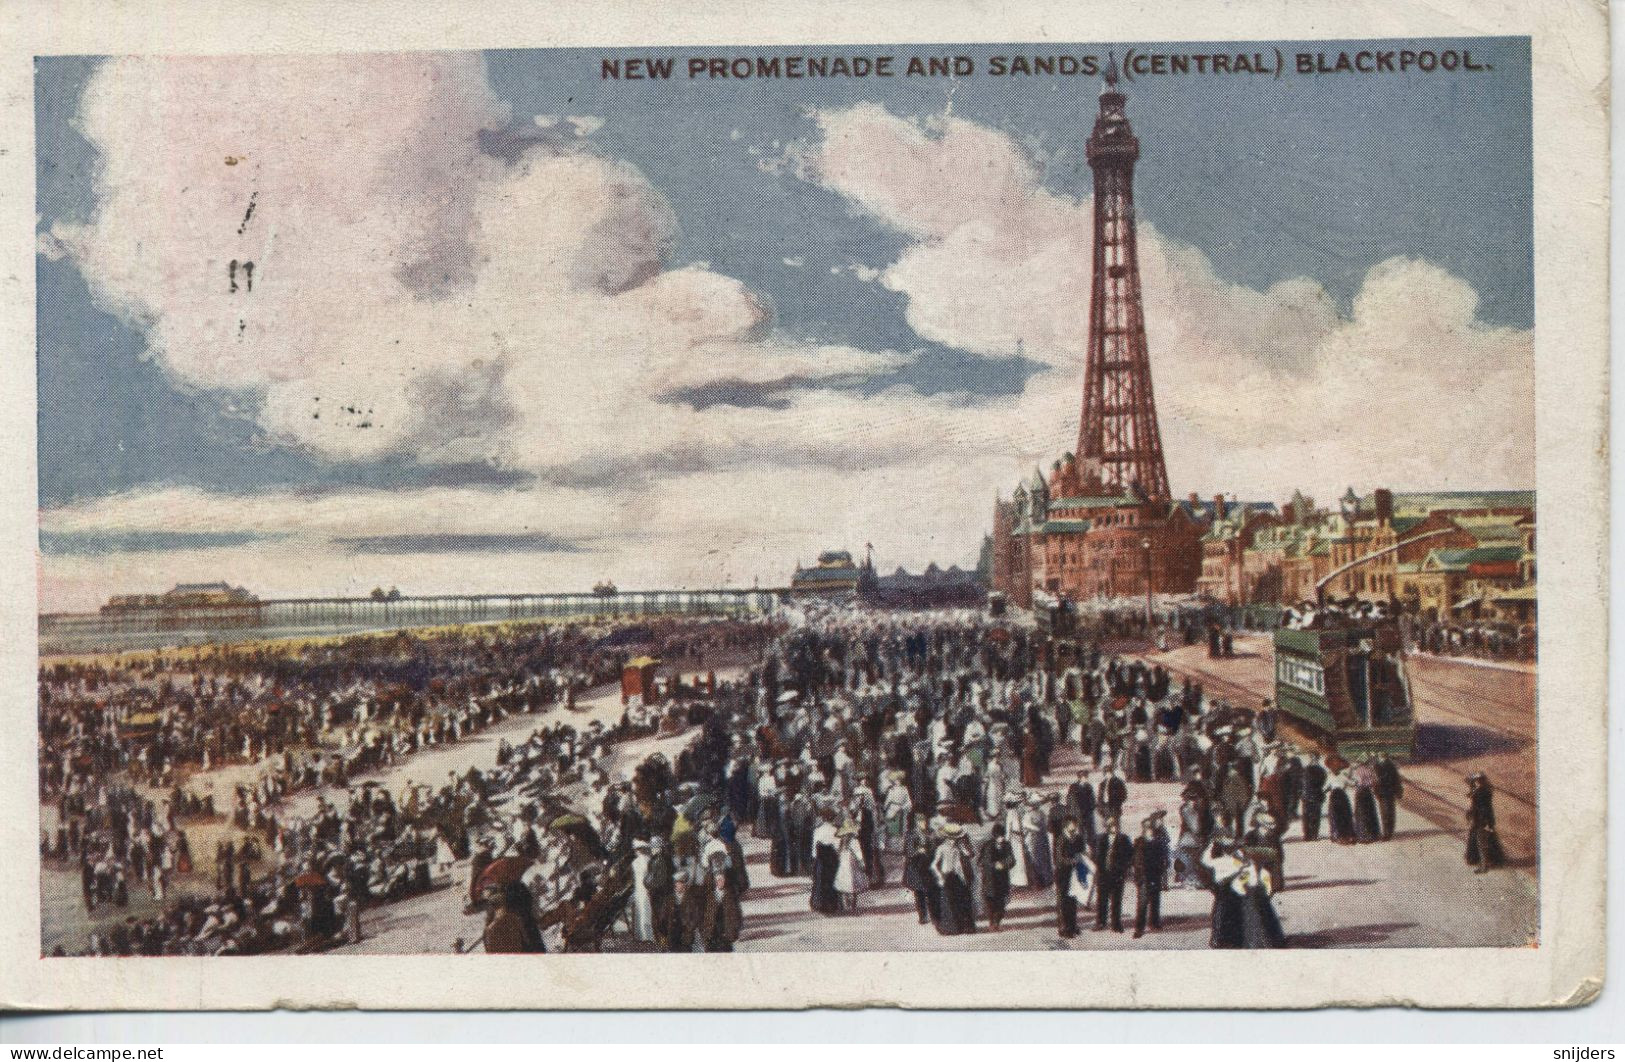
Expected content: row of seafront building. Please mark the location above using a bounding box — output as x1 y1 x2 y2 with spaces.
991 462 1534 626
1196 488 1534 622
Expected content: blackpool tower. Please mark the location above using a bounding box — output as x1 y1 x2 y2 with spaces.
1077 59 1172 502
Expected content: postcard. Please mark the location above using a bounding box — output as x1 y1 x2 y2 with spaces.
1 0 1606 1010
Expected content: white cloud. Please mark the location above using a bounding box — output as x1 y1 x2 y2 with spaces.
36 229 67 262
39 68 1533 610
52 55 917 480
793 102 1534 501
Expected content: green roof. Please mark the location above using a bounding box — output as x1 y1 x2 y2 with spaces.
1037 519 1091 534
1426 545 1525 571
1451 516 1527 544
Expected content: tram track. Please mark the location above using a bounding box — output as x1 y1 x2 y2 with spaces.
1409 666 1533 712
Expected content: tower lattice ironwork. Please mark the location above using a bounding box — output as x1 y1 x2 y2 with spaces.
1077 60 1171 503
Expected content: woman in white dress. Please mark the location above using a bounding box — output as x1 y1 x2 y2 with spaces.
833 822 868 911
881 772 912 854
983 762 1007 821
1003 795 1030 888
628 840 655 943
433 827 458 881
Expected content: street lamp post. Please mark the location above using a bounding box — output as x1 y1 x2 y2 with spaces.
1141 537 1154 632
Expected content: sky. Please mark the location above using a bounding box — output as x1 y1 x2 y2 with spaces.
35 40 1535 610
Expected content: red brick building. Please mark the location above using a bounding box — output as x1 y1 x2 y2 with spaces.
991 454 1208 608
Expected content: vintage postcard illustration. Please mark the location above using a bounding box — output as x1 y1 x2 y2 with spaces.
2 0 1607 1011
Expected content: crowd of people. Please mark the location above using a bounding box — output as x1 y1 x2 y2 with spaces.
44 602 1510 958
667 605 1423 949
472 604 1422 952
40 618 774 956
1409 620 1535 662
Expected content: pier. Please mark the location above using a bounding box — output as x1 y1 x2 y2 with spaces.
38 588 779 656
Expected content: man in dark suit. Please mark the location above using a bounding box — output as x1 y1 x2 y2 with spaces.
1092 818 1134 932
1300 754 1328 842
1054 818 1088 938
1131 817 1169 938
1374 752 1403 840
1281 754 1305 824
1066 769 1097 848
1097 769 1128 826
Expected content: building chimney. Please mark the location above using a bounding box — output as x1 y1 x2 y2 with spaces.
1282 502 1296 525
1213 494 1226 520
1189 491 1200 509
1374 488 1394 525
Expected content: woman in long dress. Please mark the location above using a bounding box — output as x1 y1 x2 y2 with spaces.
1236 851 1287 948
1022 797 1054 888
1200 842 1247 949
1020 731 1043 788
1351 762 1383 843
833 823 867 911
1004 797 1030 888
1325 772 1357 845
983 762 1006 822
629 841 656 943
765 788 791 877
930 825 977 935
808 818 842 914
881 773 912 855
754 772 778 839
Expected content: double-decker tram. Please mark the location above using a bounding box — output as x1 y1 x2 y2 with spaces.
1273 619 1417 760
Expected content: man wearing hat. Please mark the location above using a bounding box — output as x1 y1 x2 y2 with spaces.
1053 817 1090 938
1300 753 1328 841
1066 768 1098 850
1097 767 1128 826
1092 816 1134 933
1465 772 1505 873
1374 751 1404 841
1132 816 1169 938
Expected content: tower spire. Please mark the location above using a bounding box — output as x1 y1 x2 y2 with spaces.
1076 72 1172 502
